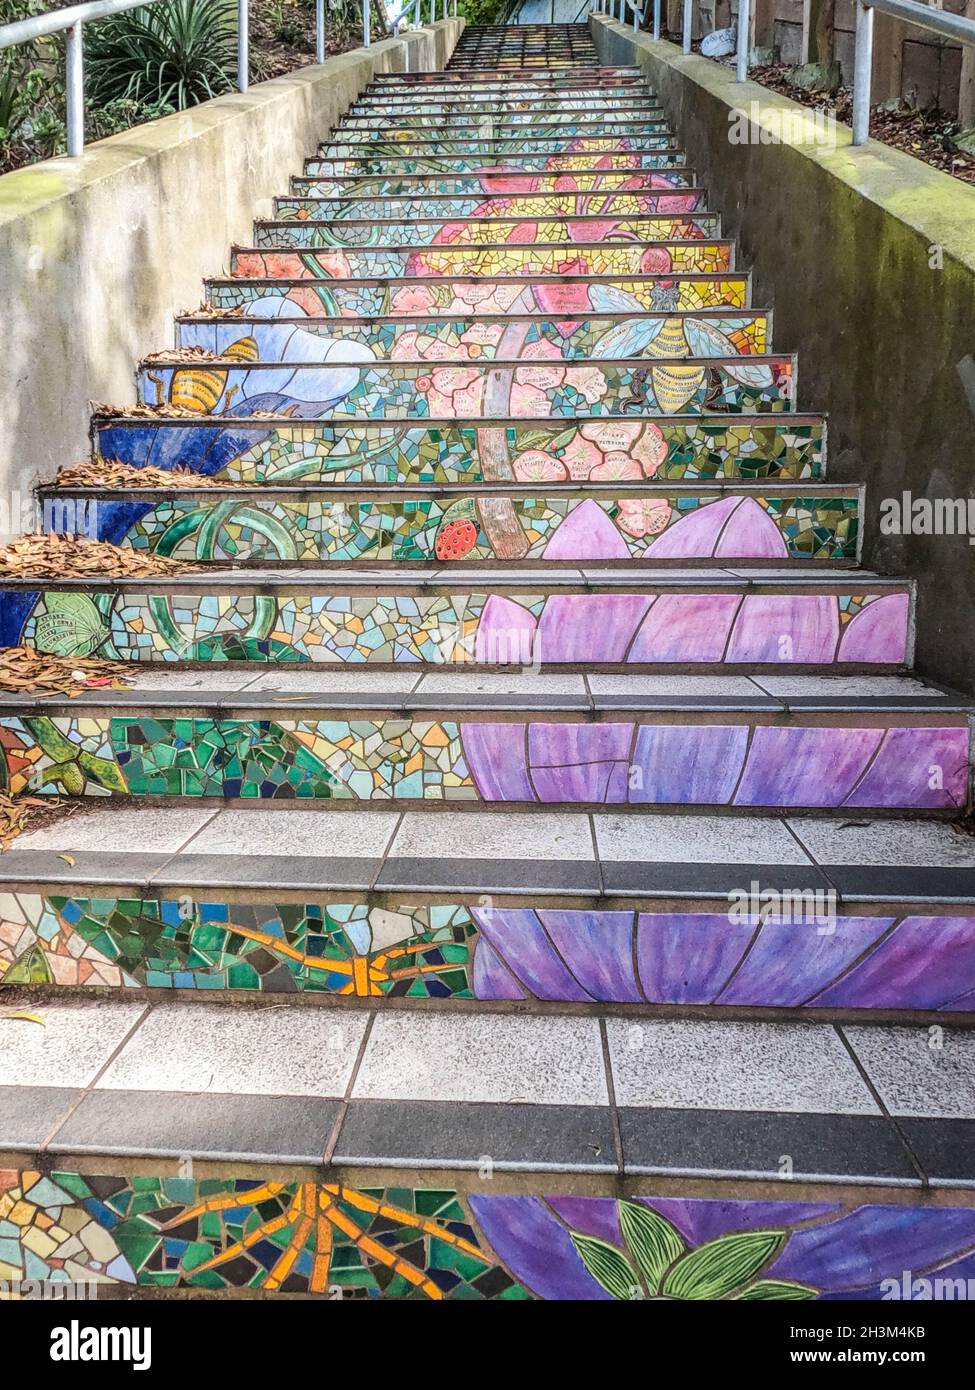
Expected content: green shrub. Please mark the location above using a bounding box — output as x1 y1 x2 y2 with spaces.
85 0 239 111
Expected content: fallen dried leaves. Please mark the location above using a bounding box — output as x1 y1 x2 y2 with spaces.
0 646 132 698
0 532 193 579
55 459 229 490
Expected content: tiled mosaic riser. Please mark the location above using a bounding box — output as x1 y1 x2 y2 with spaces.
93 419 827 485
5 1171 975 1298
60 493 857 564
260 212 719 246
3 893 975 1009
177 308 765 364
0 715 964 808
2 588 909 665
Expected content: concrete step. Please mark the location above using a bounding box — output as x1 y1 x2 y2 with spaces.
137 352 794 419
309 150 686 176
287 168 695 196
41 481 859 565
256 212 720 249
0 568 913 669
91 412 828 487
0 679 966 810
3 796 975 1016
203 270 751 316
328 118 675 142
321 135 676 158
3 995 975 1257
371 69 646 84
175 306 763 363
348 97 665 117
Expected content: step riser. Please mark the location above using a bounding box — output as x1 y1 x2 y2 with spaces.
289 171 695 196
138 356 794 420
92 417 827 486
0 1169 970 1299
205 274 751 316
4 888 974 1014
327 121 675 143
230 239 722 280
2 713 964 810
310 153 685 175
350 99 664 115
3 586 911 668
322 138 675 157
42 490 859 564
257 215 720 249
175 308 764 363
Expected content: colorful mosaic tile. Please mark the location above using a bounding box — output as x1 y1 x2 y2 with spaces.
206 274 750 317
322 135 674 157
1 713 959 808
3 1172 975 1298
140 357 792 420
258 212 719 248
89 492 857 564
7 586 907 665
5 893 975 1010
309 152 685 176
328 119 673 144
293 169 694 196
178 308 767 364
92 419 826 486
231 240 724 281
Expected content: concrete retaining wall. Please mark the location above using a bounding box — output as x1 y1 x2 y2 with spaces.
0 19 464 514
592 15 975 695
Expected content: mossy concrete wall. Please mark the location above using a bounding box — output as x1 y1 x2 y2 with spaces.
0 18 463 517
592 15 975 694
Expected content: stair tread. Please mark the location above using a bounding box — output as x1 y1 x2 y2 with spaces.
0 993 972 1183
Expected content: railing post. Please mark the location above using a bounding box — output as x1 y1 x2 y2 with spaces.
237 0 249 92
633 3 639 29
429 0 435 21
65 19 84 158
682 0 693 52
736 0 750 79
363 0 370 46
653 0 661 37
852 0 874 144
315 0 325 62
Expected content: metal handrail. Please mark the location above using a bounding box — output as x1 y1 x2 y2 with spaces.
592 0 975 146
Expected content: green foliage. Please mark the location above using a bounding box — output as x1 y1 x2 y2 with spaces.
456 0 514 24
85 0 239 111
569 1202 819 1301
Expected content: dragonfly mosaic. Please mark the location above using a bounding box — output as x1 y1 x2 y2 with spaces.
4 893 975 1010
3 1171 975 1299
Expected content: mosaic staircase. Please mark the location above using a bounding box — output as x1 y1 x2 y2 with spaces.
2 22 975 1302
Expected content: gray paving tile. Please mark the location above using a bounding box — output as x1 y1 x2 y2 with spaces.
334 1100 616 1171
0 1085 81 1151
96 1003 369 1097
354 1011 608 1106
607 1020 878 1115
158 853 380 892
126 669 262 691
895 1118 975 1186
788 818 975 868
843 1025 975 1118
185 808 399 858
390 811 594 860
594 814 811 864
415 672 587 694
619 1107 917 1183
0 1001 147 1088
51 1090 338 1163
376 854 601 895
752 675 943 698
244 670 423 693
12 806 218 854
587 675 762 696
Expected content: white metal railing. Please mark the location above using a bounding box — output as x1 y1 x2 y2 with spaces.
593 0 975 146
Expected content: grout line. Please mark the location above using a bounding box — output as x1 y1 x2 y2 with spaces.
323 1010 376 1166
40 1001 154 1152
372 811 404 891
833 1023 928 1187
145 806 223 886
598 1017 625 1178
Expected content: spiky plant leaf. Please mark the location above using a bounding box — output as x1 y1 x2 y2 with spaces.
618 1201 685 1292
569 1231 641 1300
663 1229 787 1301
